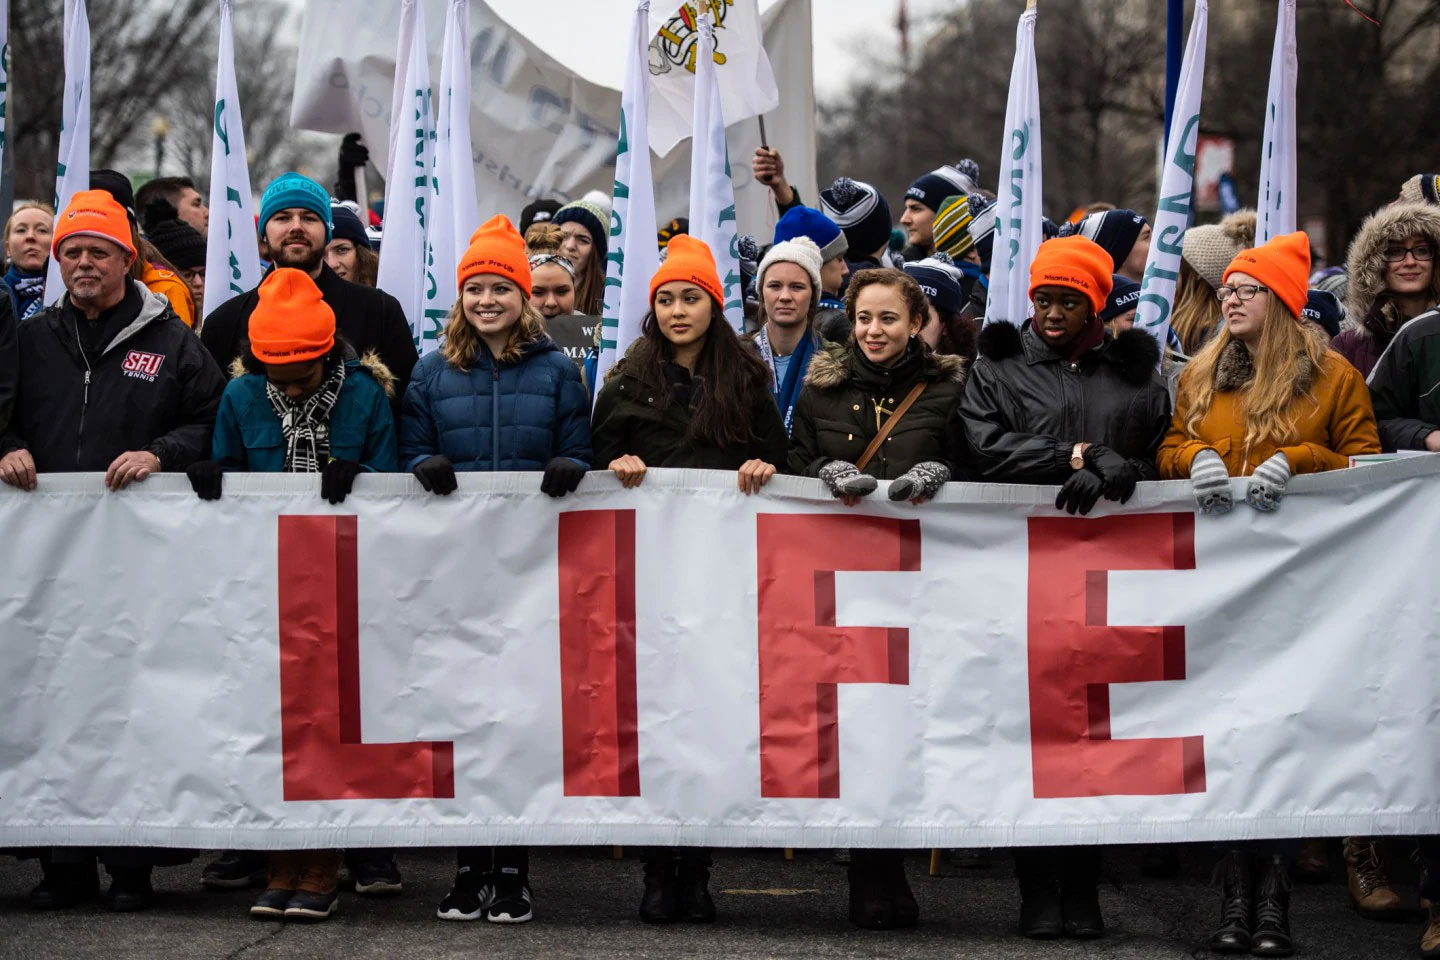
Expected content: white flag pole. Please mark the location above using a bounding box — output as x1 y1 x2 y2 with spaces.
375 0 434 349
418 0 477 356
688 13 744 332
1257 0 1297 244
44 0 91 302
1134 0 1209 357
596 0 660 388
202 0 262 318
982 2 1043 328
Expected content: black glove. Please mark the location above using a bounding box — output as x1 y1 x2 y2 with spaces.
186 459 222 501
320 459 364 504
540 457 586 498
1055 468 1105 516
1084 443 1141 504
412 455 458 495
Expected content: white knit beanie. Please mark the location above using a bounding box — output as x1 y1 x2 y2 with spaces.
757 236 823 294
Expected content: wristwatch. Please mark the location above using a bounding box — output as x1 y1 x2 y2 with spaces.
1070 443 1087 470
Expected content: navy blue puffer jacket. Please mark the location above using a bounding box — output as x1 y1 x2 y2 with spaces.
399 335 592 471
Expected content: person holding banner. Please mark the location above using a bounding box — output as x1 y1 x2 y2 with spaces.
551 199 609 316
960 234 1170 940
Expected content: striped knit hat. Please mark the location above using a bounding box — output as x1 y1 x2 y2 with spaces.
1399 174 1440 206
966 193 999 270
932 194 976 260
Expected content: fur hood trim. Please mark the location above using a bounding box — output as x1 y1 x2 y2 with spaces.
1344 201 1440 334
976 320 1158 387
1212 337 1317 396
976 320 1023 362
803 341 967 389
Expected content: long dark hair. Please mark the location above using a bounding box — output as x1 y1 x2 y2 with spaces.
634 300 771 449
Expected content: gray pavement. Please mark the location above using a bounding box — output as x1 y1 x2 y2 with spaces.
0 845 1425 959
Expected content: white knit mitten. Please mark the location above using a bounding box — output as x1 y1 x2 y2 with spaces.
1246 452 1291 512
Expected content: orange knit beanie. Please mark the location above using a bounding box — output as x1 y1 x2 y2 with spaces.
649 234 725 307
52 189 137 260
457 215 532 296
1028 235 1115 315
248 268 336 364
1223 230 1311 318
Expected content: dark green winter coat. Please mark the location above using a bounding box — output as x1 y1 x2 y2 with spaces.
787 340 969 479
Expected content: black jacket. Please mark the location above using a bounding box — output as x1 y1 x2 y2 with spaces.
1 281 225 472
200 263 418 409
1366 307 1440 451
788 341 969 479
959 321 1170 484
0 292 16 435
592 342 788 471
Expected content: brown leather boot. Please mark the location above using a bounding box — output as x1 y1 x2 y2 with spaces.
1421 901 1440 959
1343 837 1404 920
285 850 343 922
250 852 302 919
1294 838 1329 883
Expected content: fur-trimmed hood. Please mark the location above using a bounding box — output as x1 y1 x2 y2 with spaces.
977 320 1160 387
802 340 967 389
228 349 396 397
1344 201 1440 335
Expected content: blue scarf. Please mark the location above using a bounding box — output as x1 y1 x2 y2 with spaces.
756 325 817 436
5 264 46 319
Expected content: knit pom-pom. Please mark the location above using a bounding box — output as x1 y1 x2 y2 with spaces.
967 191 993 214
736 234 761 265
955 158 981 183
828 177 860 207
929 250 955 266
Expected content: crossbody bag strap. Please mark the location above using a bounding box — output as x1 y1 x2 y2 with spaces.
855 380 928 473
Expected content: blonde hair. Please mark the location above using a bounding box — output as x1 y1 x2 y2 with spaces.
1170 259 1222 355
4 202 56 264
525 222 566 255
440 291 547 370
1179 294 1328 450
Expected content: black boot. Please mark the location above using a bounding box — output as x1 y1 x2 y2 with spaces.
848 851 895 930
883 851 919 928
1251 855 1294 957
677 855 716 923
29 856 98 910
1208 850 1253 954
1061 847 1104 938
104 865 156 912
1015 849 1063 940
639 853 679 924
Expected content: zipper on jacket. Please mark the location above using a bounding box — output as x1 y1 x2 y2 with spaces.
72 315 94 468
491 363 501 470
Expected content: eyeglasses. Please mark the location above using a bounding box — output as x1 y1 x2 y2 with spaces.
1216 284 1269 303
1382 244 1434 263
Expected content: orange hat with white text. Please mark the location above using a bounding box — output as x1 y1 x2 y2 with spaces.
648 234 725 306
457 215 532 296
51 189 137 260
1223 230 1311 318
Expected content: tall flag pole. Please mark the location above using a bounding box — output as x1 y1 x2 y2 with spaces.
417 0 477 356
688 12 744 332
596 0 660 388
44 0 91 302
1134 0 1209 358
983 0 1042 328
203 0 262 318
1257 0 1297 244
375 0 435 349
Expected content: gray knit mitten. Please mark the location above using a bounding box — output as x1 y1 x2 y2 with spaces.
888 461 951 502
819 460 878 498
1246 452 1291 512
1190 448 1232 515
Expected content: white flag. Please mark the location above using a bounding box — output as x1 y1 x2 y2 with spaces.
647 0 778 158
44 0 91 302
375 0 435 349
688 13 743 332
417 0 478 356
202 0 263 319
1257 0 1297 244
982 5 1042 328
1134 0 1209 356
597 0 661 388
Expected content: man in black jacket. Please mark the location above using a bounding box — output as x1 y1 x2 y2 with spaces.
0 189 224 493
200 171 417 411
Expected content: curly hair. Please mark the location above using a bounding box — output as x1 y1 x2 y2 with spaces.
844 268 929 326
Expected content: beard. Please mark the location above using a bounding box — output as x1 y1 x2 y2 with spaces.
269 237 325 274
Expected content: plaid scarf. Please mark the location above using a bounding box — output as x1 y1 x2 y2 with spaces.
265 361 346 473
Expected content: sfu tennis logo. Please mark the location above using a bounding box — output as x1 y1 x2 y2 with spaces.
122 350 165 382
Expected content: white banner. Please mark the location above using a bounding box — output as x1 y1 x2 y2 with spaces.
202 0 263 319
983 5 1042 328
646 0 778 158
416 0 478 355
375 0 435 348
1256 0 1297 244
597 1 660 387
1135 0 1209 354
4 460 1440 849
44 0 90 302
688 13 743 331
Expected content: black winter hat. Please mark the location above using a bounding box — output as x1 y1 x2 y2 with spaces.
520 198 562 233
140 198 206 271
904 159 981 213
1101 274 1141 323
819 177 892 258
91 169 138 220
1060 209 1148 271
1302 288 1344 337
329 202 372 250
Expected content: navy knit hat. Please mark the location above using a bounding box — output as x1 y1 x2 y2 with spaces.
819 178 892 258
903 256 964 316
774 205 848 263
329 202 371 250
1061 209 1148 271
1302 288 1345 337
904 160 981 213
967 193 999 272
91 169 138 220
258 172 333 242
520 198 562 233
1101 274 1141 323
552 199 609 258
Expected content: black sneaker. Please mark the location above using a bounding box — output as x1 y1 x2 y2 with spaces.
349 853 403 896
284 886 338 922
486 871 533 924
436 866 492 921
104 866 155 912
202 850 268 890
29 860 98 910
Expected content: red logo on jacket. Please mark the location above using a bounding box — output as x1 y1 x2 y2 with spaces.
122 350 165 381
